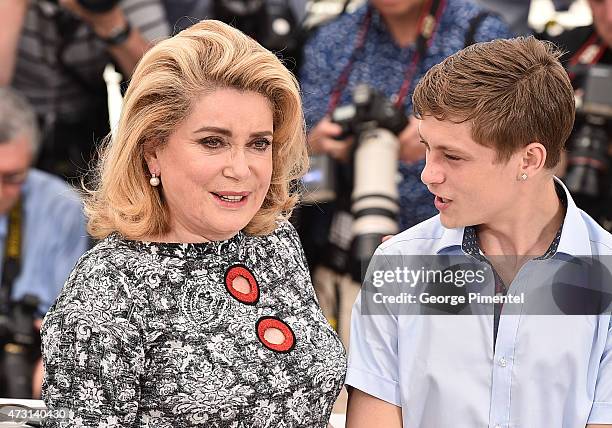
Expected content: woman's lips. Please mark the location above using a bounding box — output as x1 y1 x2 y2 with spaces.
211 192 250 208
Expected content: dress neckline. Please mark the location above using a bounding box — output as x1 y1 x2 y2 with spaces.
110 231 244 259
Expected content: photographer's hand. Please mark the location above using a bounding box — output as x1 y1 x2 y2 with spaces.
308 117 354 163
399 116 425 164
0 0 29 85
59 0 126 38
59 0 153 77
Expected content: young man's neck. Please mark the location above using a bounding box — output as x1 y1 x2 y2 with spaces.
476 179 565 258
380 5 423 47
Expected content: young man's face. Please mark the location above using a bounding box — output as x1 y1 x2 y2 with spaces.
419 117 521 229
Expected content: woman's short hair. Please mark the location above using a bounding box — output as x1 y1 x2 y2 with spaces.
85 20 309 240
413 36 575 169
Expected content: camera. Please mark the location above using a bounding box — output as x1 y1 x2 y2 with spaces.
213 0 300 54
44 0 120 13
0 294 40 398
331 84 408 281
564 65 612 222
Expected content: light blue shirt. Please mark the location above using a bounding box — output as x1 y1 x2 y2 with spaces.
0 169 88 317
346 178 612 427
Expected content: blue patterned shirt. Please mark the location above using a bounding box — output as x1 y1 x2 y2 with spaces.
300 0 513 230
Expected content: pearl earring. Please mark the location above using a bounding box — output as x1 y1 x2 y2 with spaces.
520 173 528 181
150 173 160 187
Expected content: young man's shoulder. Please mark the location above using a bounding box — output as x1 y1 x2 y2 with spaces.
379 215 451 255
579 209 612 255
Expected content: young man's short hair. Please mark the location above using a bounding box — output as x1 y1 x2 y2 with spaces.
412 36 575 168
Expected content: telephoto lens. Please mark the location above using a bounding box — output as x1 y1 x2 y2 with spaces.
565 123 610 216
331 84 408 281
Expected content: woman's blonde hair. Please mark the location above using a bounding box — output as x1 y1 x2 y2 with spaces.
85 20 309 240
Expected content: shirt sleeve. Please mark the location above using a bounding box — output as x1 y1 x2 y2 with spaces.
588 315 612 424
41 193 88 316
345 249 401 406
121 0 170 41
41 255 145 428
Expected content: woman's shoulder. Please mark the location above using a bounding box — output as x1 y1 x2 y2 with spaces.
48 235 146 316
42 235 147 347
246 219 301 249
241 220 309 274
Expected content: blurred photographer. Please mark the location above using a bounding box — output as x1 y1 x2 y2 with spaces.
298 0 512 344
544 0 612 227
161 0 307 71
0 88 88 399
0 0 169 183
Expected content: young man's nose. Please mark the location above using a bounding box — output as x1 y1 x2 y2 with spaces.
420 156 444 185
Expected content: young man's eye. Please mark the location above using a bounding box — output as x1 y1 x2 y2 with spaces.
444 154 462 161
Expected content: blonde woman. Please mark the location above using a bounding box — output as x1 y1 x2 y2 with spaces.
40 20 346 427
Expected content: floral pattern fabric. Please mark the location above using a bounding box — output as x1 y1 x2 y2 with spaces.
41 221 347 427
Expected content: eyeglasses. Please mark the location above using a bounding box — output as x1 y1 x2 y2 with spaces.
0 171 28 186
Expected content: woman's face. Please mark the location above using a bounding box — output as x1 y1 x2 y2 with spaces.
146 88 274 242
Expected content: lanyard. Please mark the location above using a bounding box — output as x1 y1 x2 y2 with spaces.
1 200 23 314
568 32 609 82
326 0 447 115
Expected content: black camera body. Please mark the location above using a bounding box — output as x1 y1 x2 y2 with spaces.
331 85 408 140
0 294 40 398
330 84 408 281
564 64 612 222
45 0 121 13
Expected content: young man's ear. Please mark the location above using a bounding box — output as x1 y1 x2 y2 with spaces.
519 142 547 178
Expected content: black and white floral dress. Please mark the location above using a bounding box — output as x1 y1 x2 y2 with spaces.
41 221 346 427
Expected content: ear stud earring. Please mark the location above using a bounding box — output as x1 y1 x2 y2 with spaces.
150 173 160 187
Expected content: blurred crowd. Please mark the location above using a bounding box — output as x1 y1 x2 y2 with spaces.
0 0 610 399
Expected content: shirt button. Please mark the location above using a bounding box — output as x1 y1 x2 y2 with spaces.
498 357 507 367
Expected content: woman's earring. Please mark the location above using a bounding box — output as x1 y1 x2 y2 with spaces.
520 173 528 181
150 173 160 187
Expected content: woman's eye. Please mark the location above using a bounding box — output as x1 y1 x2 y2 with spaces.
252 139 272 151
200 137 225 149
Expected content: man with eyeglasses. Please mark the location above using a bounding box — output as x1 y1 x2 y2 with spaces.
0 87 88 398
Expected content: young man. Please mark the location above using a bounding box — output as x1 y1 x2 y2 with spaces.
345 37 612 427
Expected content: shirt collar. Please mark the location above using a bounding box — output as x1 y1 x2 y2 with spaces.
432 177 592 257
554 177 592 256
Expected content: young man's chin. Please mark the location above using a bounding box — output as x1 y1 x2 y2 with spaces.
439 213 465 229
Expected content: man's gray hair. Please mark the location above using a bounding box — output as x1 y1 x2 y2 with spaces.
0 87 40 155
